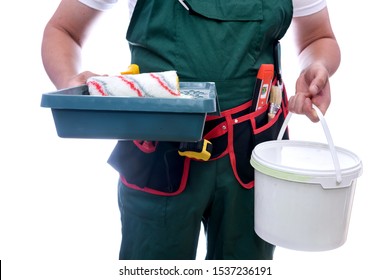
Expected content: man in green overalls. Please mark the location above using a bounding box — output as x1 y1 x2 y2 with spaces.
42 0 340 259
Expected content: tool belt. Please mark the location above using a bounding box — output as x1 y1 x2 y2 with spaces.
108 86 289 196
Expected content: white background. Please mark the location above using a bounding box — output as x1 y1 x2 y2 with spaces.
1 0 389 279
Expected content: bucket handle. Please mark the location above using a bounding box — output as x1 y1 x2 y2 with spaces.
277 105 342 184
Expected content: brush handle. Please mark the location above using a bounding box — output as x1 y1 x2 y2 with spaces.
267 85 282 121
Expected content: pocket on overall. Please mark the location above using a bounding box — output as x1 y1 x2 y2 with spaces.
108 140 190 196
238 88 289 188
206 88 289 189
183 0 263 21
176 0 264 82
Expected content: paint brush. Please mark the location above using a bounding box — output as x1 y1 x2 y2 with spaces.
268 85 282 121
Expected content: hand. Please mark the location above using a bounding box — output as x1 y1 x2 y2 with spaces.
288 63 331 122
63 71 104 88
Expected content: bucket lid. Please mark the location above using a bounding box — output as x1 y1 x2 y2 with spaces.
250 140 363 189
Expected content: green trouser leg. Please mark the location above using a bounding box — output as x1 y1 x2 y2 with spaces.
118 155 274 260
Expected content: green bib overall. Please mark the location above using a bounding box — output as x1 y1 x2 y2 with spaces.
114 0 293 260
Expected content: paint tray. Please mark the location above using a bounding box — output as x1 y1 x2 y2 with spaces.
41 82 218 141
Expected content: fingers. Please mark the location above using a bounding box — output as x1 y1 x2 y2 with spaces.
309 72 328 96
288 94 319 122
67 71 104 88
289 65 331 122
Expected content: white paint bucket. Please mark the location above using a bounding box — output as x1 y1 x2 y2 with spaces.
250 106 363 251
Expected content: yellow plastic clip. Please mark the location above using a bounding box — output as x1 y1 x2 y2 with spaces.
121 64 140 75
178 139 213 161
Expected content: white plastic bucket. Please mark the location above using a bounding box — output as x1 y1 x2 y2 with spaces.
250 106 363 251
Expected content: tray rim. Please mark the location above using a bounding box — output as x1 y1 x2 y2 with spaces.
41 82 217 113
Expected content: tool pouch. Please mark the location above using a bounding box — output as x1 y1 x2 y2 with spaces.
204 83 289 189
108 140 190 196
108 84 288 195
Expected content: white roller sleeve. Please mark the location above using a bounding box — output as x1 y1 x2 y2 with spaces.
86 70 182 98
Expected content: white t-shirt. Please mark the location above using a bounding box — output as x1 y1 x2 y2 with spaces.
79 0 326 17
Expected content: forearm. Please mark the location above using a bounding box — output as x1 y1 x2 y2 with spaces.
298 37 340 77
292 7 341 78
41 0 102 89
288 8 341 121
41 25 83 89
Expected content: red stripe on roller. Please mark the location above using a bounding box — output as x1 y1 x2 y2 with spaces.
150 73 180 96
88 80 107 96
118 76 143 97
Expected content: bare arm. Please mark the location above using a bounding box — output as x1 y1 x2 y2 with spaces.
41 0 103 89
289 7 341 122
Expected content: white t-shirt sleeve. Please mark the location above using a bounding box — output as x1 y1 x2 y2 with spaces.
293 0 327 17
78 0 118 11
79 0 326 18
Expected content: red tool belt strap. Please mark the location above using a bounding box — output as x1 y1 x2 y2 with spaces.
107 87 288 195
204 88 289 189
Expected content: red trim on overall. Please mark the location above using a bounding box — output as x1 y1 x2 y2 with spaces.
251 107 283 134
225 108 264 189
204 120 228 139
281 85 289 117
120 157 191 196
119 83 289 194
207 100 252 121
204 83 289 189
133 140 158 153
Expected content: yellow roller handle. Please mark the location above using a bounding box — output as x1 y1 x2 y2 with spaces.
121 64 140 75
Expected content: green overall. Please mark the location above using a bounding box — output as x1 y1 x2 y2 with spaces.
113 0 293 260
